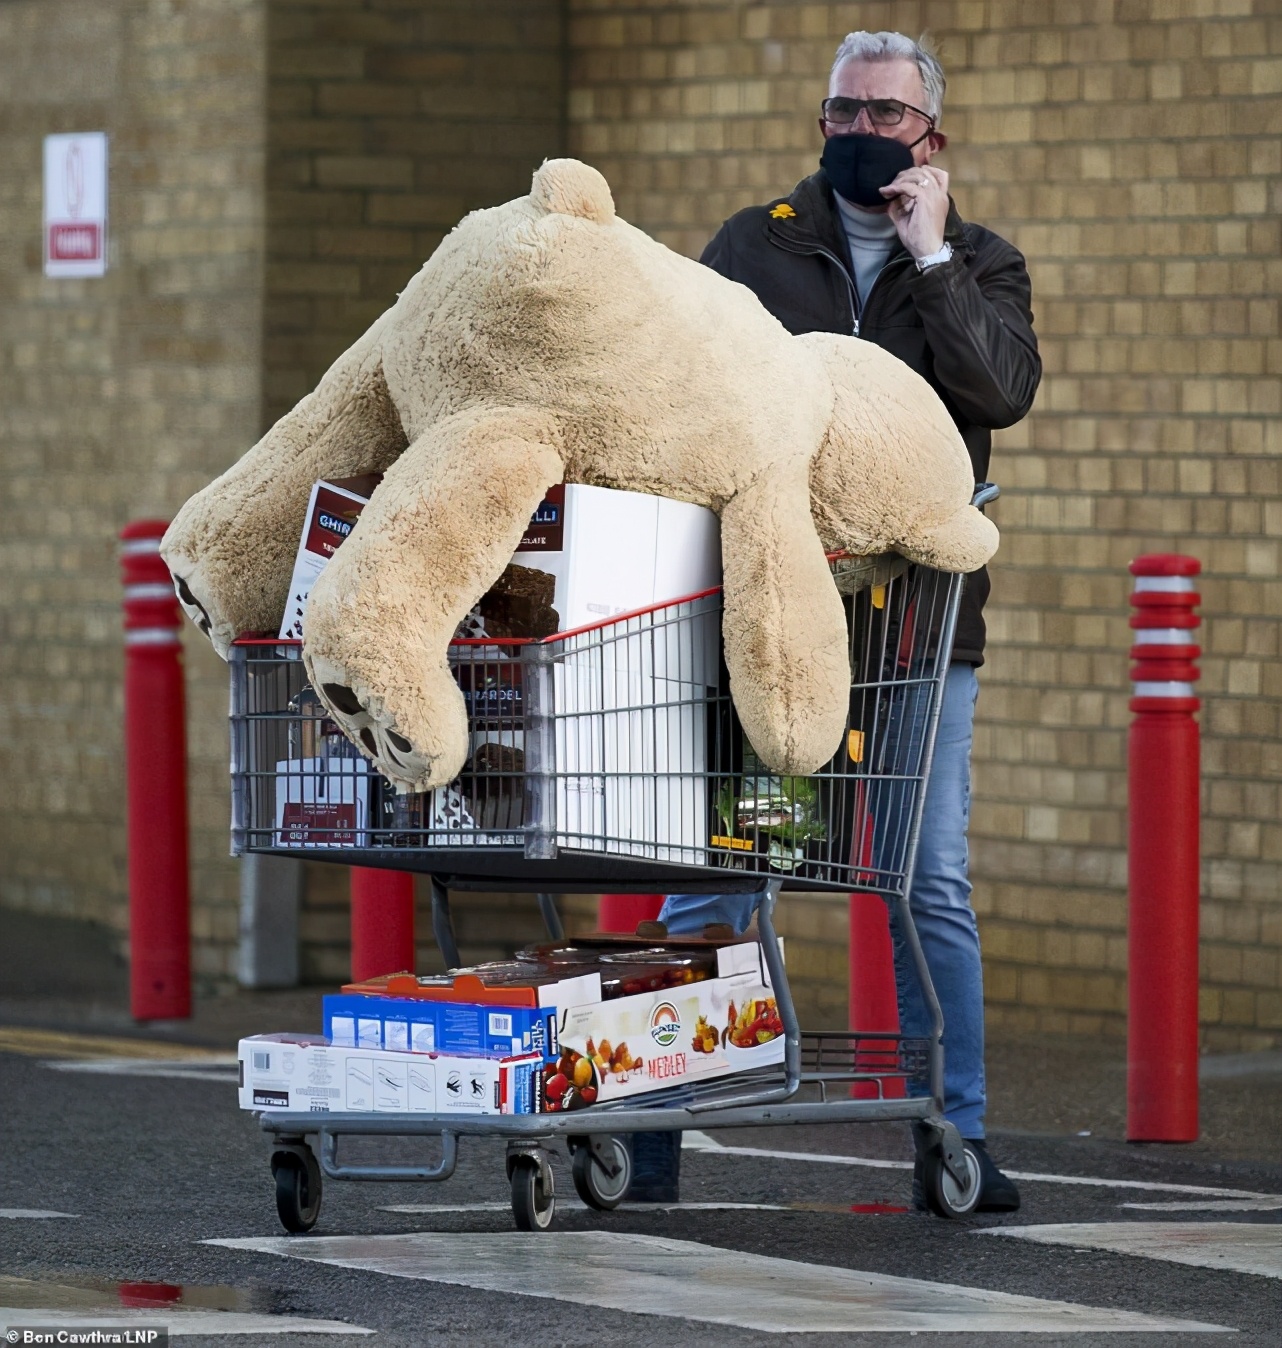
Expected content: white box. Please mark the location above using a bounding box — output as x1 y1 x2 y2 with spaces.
461 485 722 861
509 486 720 634
238 1034 541 1116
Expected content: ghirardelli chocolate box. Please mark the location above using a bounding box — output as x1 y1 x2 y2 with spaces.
279 473 383 640
455 661 524 728
517 483 564 552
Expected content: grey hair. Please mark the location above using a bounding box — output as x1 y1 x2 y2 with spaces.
829 31 946 124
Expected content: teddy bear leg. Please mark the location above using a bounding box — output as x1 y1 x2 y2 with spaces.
161 332 408 658
719 475 851 776
302 408 564 792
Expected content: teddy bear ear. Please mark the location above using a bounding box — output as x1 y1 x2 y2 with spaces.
530 158 616 225
901 505 999 574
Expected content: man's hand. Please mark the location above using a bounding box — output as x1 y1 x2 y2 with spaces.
880 164 950 260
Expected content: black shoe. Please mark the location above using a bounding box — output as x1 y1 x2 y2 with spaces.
969 1138 1021 1212
912 1137 1021 1213
624 1130 681 1203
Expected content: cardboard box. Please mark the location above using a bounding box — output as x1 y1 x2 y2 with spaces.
237 1034 542 1116
343 968 604 1012
545 942 783 1107
346 940 785 1108
275 478 722 860
323 993 557 1060
274 756 369 848
278 474 382 640
451 484 722 859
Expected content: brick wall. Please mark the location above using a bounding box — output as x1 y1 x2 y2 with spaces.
0 0 567 983
0 0 266 977
3 2 1276 1044
262 0 566 426
566 0 1281 1049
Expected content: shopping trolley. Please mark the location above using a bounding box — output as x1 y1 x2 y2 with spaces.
230 485 1000 1230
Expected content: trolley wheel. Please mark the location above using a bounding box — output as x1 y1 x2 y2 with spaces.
920 1140 982 1220
570 1135 632 1211
272 1148 322 1234
510 1156 556 1231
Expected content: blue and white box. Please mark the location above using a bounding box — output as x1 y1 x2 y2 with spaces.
324 994 557 1061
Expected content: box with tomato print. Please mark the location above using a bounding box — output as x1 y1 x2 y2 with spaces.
543 941 784 1108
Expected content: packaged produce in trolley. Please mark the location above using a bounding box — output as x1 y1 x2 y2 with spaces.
273 479 722 858
339 935 783 1105
237 1033 543 1116
549 940 782 1106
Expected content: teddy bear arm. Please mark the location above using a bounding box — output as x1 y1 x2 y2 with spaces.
302 407 565 792
161 342 408 658
893 502 999 574
719 473 851 777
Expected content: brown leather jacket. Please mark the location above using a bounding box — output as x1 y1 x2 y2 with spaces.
700 169 1040 664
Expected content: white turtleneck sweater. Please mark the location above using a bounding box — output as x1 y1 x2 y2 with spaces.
833 194 900 313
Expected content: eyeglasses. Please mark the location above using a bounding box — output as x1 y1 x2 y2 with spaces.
820 97 934 129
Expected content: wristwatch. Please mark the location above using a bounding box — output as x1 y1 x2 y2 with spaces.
915 242 954 271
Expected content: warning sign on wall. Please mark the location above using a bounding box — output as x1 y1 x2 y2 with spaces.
44 132 108 278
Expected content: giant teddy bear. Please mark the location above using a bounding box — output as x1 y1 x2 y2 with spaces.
162 159 997 793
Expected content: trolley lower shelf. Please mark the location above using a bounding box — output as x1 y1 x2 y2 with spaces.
250 888 980 1230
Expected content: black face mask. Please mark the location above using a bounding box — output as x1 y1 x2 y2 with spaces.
820 133 918 208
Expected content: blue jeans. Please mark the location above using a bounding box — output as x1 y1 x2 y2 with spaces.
660 663 986 1138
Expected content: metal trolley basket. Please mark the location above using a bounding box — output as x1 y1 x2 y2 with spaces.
230 487 997 1231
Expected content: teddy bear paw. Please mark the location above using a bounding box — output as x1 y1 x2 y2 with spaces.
168 567 234 659
307 655 438 792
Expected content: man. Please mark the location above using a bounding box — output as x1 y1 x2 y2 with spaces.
645 31 1040 1212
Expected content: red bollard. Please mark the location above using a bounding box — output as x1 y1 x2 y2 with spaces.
848 784 904 1098
1127 554 1202 1143
598 893 664 934
350 868 416 980
120 521 191 1020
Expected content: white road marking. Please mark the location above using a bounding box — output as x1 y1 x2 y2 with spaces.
683 1129 910 1171
0 1307 372 1335
207 1231 1231 1333
1199 1051 1282 1079
378 1200 908 1217
684 1130 1280 1200
0 1210 76 1219
45 1057 237 1082
981 1222 1282 1280
1123 1197 1282 1213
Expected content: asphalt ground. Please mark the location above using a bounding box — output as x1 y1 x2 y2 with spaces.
2 1037 1280 1344
1 908 1279 1343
